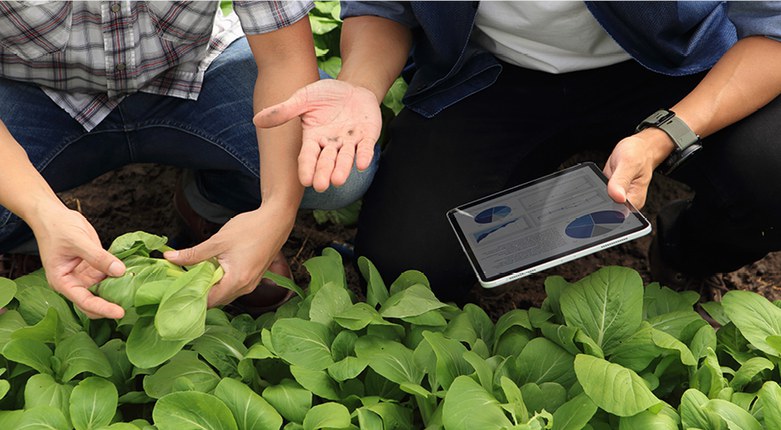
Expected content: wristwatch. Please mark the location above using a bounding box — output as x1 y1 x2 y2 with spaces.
635 109 702 175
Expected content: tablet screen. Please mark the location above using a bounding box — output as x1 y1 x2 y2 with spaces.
447 162 651 287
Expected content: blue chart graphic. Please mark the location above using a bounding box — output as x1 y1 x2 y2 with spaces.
474 219 518 243
565 210 626 239
475 205 512 224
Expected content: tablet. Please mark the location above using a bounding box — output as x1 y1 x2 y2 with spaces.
447 162 652 288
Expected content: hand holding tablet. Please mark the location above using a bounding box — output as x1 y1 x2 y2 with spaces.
447 162 651 288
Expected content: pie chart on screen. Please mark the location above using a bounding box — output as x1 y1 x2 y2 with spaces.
475 205 512 224
565 210 626 239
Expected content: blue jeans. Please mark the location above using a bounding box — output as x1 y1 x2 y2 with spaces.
0 38 378 252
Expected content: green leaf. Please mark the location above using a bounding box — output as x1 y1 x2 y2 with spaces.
0 410 23 430
309 281 353 328
16 284 81 334
758 381 781 429
262 379 312 424
552 393 598 430
12 307 62 345
303 252 345 293
290 365 341 400
643 283 698 318
271 318 334 370
380 284 449 319
156 260 218 341
421 331 472 390
700 301 730 326
327 356 368 382
153 391 238 430
679 388 720 429
55 331 113 382
312 199 361 226
354 335 423 385
261 271 305 299
363 402 414 430
618 402 679 430
730 357 774 391
24 373 72 423
520 382 567 415
303 402 350 430
333 302 397 331
191 325 248 376
442 376 513 430
108 231 169 259
649 327 697 366
518 337 576 387
560 267 643 353
143 351 220 399
499 376 528 423
389 270 430 295
689 323 717 360
213 377 282 430
0 277 17 309
0 309 28 346
96 264 168 310
574 354 660 417
126 316 188 369
704 398 762 430
722 290 781 357
2 337 53 374
358 257 389 308
69 377 117 430
15 405 70 430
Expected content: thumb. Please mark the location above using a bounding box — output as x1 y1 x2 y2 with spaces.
164 244 210 267
606 173 629 204
83 245 126 278
253 89 309 128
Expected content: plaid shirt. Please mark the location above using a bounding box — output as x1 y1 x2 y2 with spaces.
0 1 313 130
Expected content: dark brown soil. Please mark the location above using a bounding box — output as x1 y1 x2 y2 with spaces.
6 156 781 320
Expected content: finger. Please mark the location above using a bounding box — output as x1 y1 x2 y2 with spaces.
354 138 376 172
207 271 251 308
63 284 125 319
298 138 322 187
164 242 213 267
312 144 338 192
253 89 308 128
606 175 628 204
331 143 357 187
80 244 125 278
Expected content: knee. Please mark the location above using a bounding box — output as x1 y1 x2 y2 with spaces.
300 146 380 210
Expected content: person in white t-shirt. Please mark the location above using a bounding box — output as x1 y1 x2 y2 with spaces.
255 1 781 303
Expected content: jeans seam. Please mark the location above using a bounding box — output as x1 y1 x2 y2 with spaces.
126 120 259 178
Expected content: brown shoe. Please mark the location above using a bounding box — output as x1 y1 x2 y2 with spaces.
173 175 295 315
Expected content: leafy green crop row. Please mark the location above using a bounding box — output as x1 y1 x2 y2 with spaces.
1 231 781 429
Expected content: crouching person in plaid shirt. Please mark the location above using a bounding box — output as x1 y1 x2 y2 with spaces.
0 1 375 318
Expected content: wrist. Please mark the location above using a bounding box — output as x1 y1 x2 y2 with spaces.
635 108 702 174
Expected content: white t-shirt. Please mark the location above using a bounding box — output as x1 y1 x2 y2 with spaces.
472 1 631 73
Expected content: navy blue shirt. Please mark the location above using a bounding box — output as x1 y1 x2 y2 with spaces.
341 1 781 118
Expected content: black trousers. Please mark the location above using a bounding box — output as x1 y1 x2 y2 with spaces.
355 59 781 302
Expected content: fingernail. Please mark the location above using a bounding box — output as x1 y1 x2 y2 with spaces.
164 250 179 258
108 261 125 277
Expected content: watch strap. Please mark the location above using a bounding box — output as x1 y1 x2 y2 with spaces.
636 109 700 151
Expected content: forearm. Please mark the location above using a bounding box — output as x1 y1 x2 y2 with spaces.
639 36 781 166
0 120 64 229
248 20 320 215
338 16 412 103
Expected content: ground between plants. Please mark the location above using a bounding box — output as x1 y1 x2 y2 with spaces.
5 155 781 321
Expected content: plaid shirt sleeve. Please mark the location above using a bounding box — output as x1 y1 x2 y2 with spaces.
232 1 314 35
